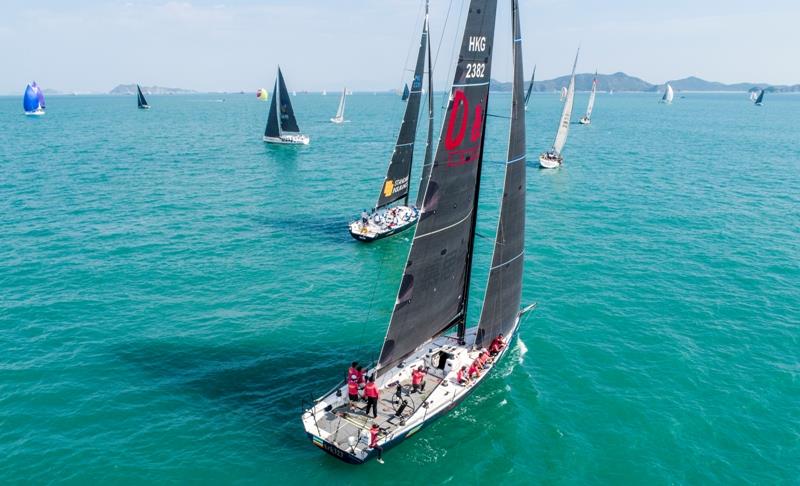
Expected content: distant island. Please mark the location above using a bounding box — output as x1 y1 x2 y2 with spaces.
490 73 800 93
110 84 197 95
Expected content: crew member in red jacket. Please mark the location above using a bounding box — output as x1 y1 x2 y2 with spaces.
364 377 380 418
369 423 384 464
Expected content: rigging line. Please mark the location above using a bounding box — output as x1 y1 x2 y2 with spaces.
357 243 391 360
441 0 465 112
398 0 427 91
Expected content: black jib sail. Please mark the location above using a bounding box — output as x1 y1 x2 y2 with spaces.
377 0 498 371
476 0 526 347
524 65 535 107
375 5 430 210
401 83 410 101
264 79 281 138
137 85 149 108
415 8 435 210
277 68 300 133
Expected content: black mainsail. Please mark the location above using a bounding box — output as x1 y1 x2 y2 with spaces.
374 5 431 210
137 85 149 108
414 12 436 210
476 0 526 347
755 89 765 105
524 65 535 107
277 68 300 133
378 0 498 371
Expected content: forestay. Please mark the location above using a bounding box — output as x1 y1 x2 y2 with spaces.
378 0 498 372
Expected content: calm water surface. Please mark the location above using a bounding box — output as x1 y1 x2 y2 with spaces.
1 92 798 484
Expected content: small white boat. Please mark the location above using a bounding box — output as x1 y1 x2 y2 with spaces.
579 71 597 125
349 206 419 242
559 86 567 101
661 83 674 104
331 87 347 124
540 48 579 168
263 66 310 145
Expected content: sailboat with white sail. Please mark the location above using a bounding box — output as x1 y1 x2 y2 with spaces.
304 0 534 465
263 67 310 145
661 83 674 104
137 85 150 110
23 82 46 116
539 48 580 169
348 1 434 242
524 65 536 111
754 89 765 106
331 88 347 123
560 86 567 101
579 71 597 125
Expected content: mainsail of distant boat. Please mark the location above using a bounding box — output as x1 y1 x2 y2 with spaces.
580 71 597 125
331 87 347 123
539 48 579 168
305 0 535 465
348 0 433 242
754 89 765 106
524 65 536 110
661 83 674 104
136 85 150 109
749 91 757 102
23 82 46 116
560 86 567 101
401 83 410 101
263 67 309 145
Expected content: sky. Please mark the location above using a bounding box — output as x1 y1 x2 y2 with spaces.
2 0 799 94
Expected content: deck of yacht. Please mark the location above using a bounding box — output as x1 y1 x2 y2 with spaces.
310 371 445 453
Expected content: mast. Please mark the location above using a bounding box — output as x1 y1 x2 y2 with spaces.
377 0 498 372
476 0 526 347
415 0 435 210
374 5 430 211
553 48 579 155
524 65 536 108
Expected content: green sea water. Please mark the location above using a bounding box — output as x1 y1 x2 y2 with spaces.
1 92 798 484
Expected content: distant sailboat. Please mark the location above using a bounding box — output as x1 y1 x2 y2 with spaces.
560 86 567 101
263 67 310 145
661 83 674 104
322 89 327 96
401 83 410 101
23 82 46 116
348 0 433 242
292 90 297 97
524 65 536 111
749 91 757 102
304 0 535 465
754 89 765 106
609 89 614 95
579 71 597 125
137 85 150 109
539 48 579 169
331 87 347 123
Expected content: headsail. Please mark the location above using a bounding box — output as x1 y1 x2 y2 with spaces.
277 68 301 133
552 48 579 155
585 72 597 120
476 0 526 347
415 2 435 210
401 83 410 101
375 4 430 210
377 0 498 371
524 65 536 108
662 83 674 103
23 84 38 112
264 79 281 138
137 85 149 108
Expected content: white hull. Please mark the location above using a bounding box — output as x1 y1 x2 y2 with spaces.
263 134 310 145
330 117 345 124
349 205 418 241
539 152 563 169
24 109 45 116
579 116 591 125
302 317 524 464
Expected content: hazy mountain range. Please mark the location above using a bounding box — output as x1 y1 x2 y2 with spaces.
109 84 197 95
490 73 800 93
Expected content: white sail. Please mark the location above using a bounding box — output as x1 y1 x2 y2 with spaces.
553 49 579 154
585 74 597 119
662 83 674 103
560 86 567 101
331 87 346 123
